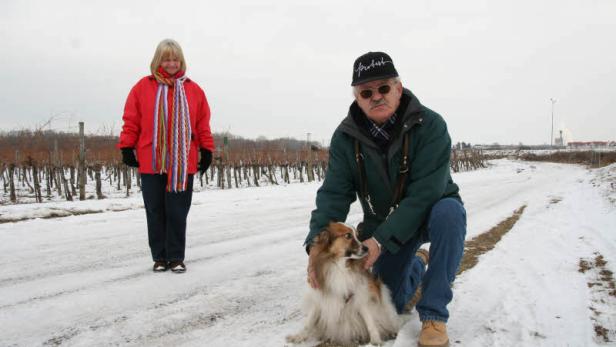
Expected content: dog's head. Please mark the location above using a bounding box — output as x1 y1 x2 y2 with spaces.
314 222 368 259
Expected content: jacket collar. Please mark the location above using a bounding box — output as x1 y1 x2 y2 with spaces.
338 88 424 147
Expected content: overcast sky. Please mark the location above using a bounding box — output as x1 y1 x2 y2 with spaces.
1 0 615 146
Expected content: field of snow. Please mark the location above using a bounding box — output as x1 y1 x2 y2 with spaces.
1 159 615 346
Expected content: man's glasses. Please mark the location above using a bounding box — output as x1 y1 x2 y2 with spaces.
359 84 392 99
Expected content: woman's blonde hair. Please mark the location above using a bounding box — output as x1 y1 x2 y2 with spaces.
150 39 187 75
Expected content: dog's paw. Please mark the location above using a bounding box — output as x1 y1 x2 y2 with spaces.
286 333 308 344
384 331 398 340
368 338 384 346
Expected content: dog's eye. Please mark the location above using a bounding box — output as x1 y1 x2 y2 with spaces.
345 233 352 239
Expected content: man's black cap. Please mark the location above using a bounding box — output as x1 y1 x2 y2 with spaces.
351 51 399 86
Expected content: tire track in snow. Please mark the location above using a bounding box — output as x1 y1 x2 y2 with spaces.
37 237 305 346
0 227 301 311
0 204 310 288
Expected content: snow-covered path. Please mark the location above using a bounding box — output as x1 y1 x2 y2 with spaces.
1 160 615 346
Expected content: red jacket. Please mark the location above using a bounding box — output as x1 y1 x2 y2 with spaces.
118 75 214 174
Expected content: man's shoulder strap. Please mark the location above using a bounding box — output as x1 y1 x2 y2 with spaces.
354 132 410 217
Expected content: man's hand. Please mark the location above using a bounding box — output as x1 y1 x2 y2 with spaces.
362 237 381 270
307 246 320 289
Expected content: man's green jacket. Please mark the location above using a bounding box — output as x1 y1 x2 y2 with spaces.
306 89 461 254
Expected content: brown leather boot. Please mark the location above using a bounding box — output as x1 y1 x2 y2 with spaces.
415 248 429 266
418 320 449 347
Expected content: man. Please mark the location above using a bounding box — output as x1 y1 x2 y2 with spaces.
305 52 466 347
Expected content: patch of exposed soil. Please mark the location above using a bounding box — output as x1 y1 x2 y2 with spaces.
579 252 616 342
458 205 527 275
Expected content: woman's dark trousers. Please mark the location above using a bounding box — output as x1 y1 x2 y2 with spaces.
141 174 194 262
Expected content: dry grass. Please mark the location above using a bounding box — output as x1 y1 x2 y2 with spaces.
520 151 616 168
458 205 527 275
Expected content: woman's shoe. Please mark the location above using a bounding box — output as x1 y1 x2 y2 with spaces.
169 261 186 273
153 261 168 272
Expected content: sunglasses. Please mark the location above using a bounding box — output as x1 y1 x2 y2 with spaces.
358 84 392 99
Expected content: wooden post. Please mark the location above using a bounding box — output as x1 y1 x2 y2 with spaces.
69 166 77 196
226 165 232 189
306 133 314 182
218 161 224 189
2 165 7 194
299 162 304 183
22 165 34 193
78 122 86 200
223 136 232 189
124 166 131 197
233 165 239 188
54 167 63 196
94 163 104 199
61 170 73 201
9 164 16 203
45 165 52 197
53 139 59 166
117 165 122 191
252 164 259 187
237 164 243 186
30 159 42 203
244 165 251 187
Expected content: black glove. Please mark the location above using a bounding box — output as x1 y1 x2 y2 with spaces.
198 148 212 173
121 148 139 167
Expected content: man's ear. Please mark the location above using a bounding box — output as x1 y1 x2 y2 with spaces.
395 80 403 94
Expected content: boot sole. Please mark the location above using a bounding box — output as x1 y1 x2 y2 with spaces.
418 340 449 347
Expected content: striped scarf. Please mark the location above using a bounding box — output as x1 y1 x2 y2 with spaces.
152 68 192 192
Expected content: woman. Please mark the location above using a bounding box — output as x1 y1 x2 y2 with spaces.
118 39 214 273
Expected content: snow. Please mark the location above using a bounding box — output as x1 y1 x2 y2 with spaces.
1 159 615 346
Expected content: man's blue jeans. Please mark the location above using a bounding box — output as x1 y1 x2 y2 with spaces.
372 197 466 322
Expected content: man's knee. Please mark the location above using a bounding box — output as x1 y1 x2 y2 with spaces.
428 198 466 239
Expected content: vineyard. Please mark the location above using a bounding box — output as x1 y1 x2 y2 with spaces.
0 128 486 205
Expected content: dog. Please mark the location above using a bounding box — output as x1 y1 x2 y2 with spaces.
287 222 399 346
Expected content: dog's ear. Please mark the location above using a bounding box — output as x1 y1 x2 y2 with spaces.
314 227 331 246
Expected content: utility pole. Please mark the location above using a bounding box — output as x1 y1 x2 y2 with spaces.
550 98 557 147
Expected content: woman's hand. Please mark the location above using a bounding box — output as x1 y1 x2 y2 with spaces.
121 148 139 167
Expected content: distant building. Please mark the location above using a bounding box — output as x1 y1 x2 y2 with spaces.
554 137 564 146
567 141 614 149
554 130 564 147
